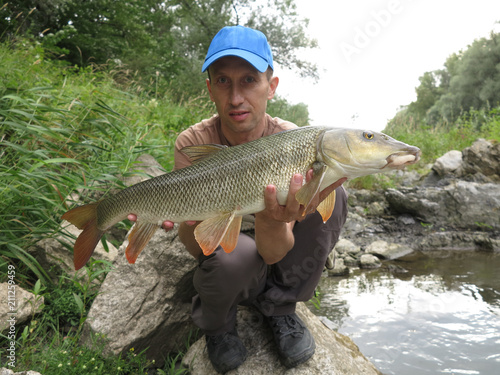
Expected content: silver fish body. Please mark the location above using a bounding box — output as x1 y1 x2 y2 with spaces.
62 126 421 269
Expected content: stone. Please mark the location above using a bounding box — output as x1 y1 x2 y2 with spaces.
366 240 414 260
80 227 198 368
365 201 386 216
334 238 361 256
0 369 42 375
327 258 350 276
432 150 463 177
385 181 500 230
359 254 382 269
343 255 359 268
0 283 44 333
462 138 500 179
182 302 382 374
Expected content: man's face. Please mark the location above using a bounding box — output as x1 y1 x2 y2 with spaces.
206 56 278 137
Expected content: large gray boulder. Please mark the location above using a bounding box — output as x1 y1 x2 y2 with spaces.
182 302 382 375
385 181 500 230
80 228 198 368
462 138 500 180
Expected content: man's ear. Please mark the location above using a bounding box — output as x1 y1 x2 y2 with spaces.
267 76 279 100
206 78 215 102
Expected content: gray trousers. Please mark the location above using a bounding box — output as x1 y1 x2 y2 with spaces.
191 186 348 336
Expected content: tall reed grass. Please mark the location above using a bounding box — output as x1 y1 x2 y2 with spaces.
0 40 214 285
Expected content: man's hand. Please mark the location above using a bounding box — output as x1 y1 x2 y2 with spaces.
254 170 346 264
258 170 347 223
126 214 196 232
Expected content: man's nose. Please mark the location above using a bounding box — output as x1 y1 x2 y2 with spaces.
229 85 244 106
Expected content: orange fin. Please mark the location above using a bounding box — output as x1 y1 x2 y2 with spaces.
317 189 336 223
220 215 242 253
125 222 159 264
194 212 238 256
296 163 327 210
62 203 104 270
180 144 227 163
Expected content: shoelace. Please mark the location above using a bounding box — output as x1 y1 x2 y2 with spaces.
270 315 303 338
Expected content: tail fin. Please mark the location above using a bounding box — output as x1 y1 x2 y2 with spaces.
62 203 105 270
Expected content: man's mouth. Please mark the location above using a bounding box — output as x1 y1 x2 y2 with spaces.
229 111 250 121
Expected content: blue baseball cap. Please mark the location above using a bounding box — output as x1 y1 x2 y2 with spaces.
202 25 274 73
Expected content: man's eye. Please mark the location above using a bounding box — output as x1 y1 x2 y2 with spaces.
244 76 255 83
217 77 229 84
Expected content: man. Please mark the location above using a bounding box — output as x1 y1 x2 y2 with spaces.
131 25 347 373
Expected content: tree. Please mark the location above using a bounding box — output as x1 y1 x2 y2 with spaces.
1 0 318 100
429 32 500 123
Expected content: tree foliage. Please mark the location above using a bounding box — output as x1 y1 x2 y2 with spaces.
401 31 500 127
1 0 317 101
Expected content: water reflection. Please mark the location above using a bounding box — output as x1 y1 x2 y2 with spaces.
312 251 500 375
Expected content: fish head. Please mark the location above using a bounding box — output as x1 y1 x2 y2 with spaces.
319 128 421 178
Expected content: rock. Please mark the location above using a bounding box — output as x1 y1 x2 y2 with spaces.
365 201 386 216
432 150 463 177
0 369 42 375
328 258 350 276
334 239 361 256
182 302 382 375
397 214 416 225
462 138 500 180
343 255 359 267
0 283 44 333
366 240 414 260
385 181 500 230
81 227 198 367
359 254 381 269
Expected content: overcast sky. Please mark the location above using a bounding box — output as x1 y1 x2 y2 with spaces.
275 0 500 131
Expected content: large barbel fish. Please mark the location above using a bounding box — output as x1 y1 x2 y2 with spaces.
62 126 421 270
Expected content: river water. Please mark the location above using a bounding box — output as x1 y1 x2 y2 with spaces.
310 250 500 375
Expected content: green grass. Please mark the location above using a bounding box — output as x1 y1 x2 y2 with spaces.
0 39 206 373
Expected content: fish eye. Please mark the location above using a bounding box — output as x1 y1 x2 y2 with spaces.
363 132 374 140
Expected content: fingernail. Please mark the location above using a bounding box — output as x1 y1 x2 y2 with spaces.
294 174 302 183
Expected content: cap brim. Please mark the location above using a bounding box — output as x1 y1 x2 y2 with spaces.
202 49 270 73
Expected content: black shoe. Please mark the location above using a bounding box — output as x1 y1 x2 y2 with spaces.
205 329 247 374
267 313 316 368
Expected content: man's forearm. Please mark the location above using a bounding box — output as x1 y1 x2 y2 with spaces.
254 217 295 265
178 222 203 260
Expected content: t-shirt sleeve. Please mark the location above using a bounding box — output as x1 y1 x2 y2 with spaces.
174 129 196 171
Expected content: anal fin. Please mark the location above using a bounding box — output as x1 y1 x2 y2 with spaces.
220 215 242 253
125 222 160 264
317 189 336 223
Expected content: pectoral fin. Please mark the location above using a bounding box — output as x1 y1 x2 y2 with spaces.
125 222 160 264
181 144 227 163
317 189 336 223
195 212 242 255
295 163 327 209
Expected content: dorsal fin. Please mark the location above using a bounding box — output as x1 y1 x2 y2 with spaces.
181 144 227 163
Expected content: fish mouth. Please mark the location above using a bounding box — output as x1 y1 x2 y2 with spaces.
385 148 422 170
